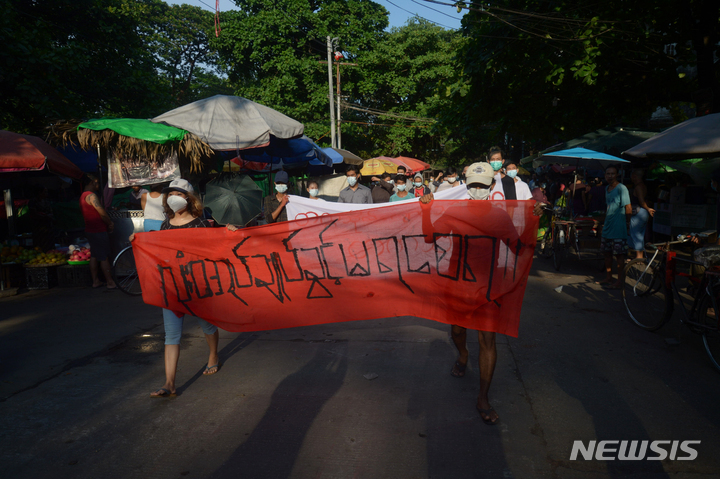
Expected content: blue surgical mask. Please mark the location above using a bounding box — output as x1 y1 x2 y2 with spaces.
414 181 422 187
347 176 358 186
275 184 288 193
506 170 518 178
308 188 319 197
397 184 406 191
490 161 503 171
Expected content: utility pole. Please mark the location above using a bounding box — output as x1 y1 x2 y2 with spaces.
326 36 338 148
333 61 357 150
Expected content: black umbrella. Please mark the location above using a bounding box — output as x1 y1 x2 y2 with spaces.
204 173 263 226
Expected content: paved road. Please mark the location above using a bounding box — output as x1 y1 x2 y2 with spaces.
1 253 719 478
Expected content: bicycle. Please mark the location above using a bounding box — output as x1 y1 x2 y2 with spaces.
112 244 142 296
623 235 720 372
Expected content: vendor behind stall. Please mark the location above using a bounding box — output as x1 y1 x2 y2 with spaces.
80 174 117 289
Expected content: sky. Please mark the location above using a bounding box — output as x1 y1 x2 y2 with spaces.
168 0 464 30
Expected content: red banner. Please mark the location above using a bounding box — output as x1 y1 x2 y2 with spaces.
133 200 539 337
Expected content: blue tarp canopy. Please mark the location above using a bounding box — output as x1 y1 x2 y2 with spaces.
56 144 101 173
225 136 332 167
538 147 630 172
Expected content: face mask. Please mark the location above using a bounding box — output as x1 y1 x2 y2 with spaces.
275 184 288 193
447 176 457 184
397 184 406 191
468 187 490 201
347 176 358 187
308 188 319 197
490 161 503 171
414 181 422 188
387 179 394 184
167 195 188 212
506 170 518 178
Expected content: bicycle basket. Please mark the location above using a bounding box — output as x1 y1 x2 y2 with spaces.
693 245 720 268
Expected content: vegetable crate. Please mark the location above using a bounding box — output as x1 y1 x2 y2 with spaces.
24 265 59 289
57 264 93 287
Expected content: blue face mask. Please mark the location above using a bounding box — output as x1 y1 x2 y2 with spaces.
397 184 406 191
414 181 422 188
490 161 503 171
347 176 358 187
506 170 518 178
275 184 288 193
308 188 319 197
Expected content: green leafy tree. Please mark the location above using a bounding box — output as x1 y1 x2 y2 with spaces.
144 1 231 107
0 0 165 133
446 0 719 158
346 18 466 164
212 0 389 140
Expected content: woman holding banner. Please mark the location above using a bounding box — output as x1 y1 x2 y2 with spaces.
131 179 221 398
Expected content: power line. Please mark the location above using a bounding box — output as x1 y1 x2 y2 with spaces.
343 120 432 129
341 102 436 122
380 0 457 30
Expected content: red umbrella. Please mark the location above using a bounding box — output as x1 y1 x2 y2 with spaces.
392 156 432 174
0 130 83 179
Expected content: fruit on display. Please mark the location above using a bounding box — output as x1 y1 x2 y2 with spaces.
1 245 42 264
69 246 91 262
26 249 69 266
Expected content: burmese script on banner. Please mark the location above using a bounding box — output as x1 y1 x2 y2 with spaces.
132 199 539 337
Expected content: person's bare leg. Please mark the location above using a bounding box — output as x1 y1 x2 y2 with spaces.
477 330 499 423
635 250 644 260
150 344 179 396
597 251 614 284
450 325 468 377
100 259 116 288
90 257 102 287
609 254 626 289
203 330 220 375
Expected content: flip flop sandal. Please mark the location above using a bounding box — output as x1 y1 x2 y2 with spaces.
150 387 176 398
203 364 220 376
450 360 467 378
477 406 499 425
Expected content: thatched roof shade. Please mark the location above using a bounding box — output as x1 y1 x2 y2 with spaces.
47 119 214 173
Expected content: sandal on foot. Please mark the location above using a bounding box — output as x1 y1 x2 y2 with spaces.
203 364 220 376
477 406 499 425
150 388 176 398
450 360 467 378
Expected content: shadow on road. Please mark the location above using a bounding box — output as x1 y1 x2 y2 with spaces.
407 339 510 477
209 341 348 479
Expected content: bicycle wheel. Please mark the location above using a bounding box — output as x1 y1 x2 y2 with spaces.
623 258 673 331
112 246 142 296
697 294 720 372
541 227 554 258
553 225 565 271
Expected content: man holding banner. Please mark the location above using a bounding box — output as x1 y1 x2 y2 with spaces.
420 162 542 425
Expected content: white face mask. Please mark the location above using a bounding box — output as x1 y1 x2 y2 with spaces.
347 176 358 187
414 181 422 187
167 195 188 212
447 176 457 183
468 187 490 201
275 184 288 193
308 188 319 197
396 184 406 191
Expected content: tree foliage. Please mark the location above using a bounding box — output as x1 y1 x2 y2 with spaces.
212 0 389 140
446 0 720 158
346 18 466 163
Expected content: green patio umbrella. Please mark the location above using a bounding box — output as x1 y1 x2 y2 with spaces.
204 173 263 226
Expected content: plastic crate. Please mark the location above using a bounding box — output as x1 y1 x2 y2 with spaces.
24 265 59 289
57 264 93 287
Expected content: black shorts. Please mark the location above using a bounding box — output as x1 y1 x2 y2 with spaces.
85 232 111 261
